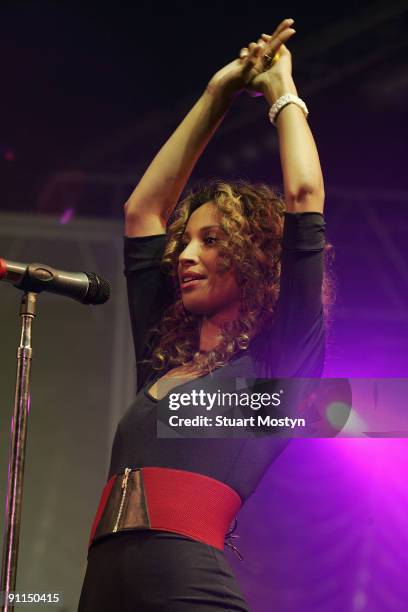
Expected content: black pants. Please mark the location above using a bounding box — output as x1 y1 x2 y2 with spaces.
78 530 250 611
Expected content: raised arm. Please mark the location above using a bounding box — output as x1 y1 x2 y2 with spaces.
124 89 231 237
247 19 325 214
124 20 298 237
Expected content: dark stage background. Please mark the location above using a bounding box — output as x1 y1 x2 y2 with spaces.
1 1 407 611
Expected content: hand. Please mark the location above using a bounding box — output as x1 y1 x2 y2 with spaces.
207 18 296 101
246 43 294 99
244 19 296 97
207 42 263 101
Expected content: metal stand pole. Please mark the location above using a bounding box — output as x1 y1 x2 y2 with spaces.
1 292 37 612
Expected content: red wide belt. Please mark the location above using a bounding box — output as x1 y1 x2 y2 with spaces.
89 467 242 551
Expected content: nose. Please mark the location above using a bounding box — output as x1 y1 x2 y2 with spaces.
179 240 200 264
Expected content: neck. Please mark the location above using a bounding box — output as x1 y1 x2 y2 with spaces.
199 305 240 352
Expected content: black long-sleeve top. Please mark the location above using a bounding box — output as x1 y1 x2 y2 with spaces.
108 212 326 502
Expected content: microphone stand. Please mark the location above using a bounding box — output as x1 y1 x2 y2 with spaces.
1 292 37 612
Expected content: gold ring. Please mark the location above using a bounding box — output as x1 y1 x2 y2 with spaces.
271 52 280 65
264 52 280 67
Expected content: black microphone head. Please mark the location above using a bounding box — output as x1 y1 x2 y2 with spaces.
84 272 111 305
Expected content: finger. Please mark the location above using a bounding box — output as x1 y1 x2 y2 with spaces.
274 18 295 36
264 28 295 55
247 42 262 60
261 18 294 41
277 28 296 43
261 25 295 45
240 42 261 66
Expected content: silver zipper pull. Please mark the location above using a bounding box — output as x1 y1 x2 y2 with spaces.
113 468 132 532
121 467 131 489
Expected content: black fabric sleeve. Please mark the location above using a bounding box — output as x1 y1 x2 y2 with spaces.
253 212 326 378
124 234 174 392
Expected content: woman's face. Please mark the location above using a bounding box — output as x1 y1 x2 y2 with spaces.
178 202 241 319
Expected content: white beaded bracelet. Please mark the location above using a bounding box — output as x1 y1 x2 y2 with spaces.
268 94 309 126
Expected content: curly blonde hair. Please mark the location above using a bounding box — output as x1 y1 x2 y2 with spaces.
144 179 334 378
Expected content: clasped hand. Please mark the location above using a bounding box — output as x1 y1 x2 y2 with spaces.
208 18 295 99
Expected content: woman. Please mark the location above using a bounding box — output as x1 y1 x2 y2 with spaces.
78 18 327 612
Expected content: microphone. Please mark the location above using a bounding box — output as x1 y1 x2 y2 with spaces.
0 258 110 305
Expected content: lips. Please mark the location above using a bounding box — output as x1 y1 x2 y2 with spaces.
179 271 206 289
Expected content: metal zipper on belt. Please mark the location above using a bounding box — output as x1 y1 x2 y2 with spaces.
113 467 131 532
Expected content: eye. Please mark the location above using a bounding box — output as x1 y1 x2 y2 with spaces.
203 236 217 245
